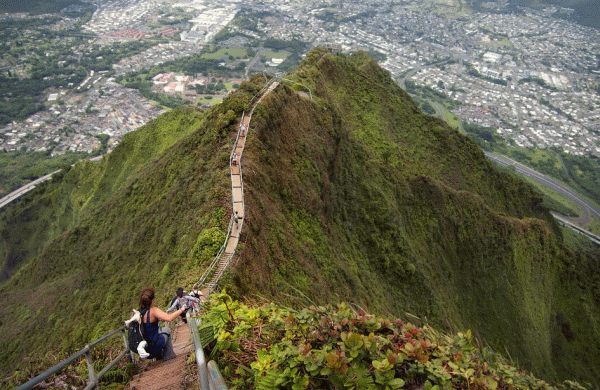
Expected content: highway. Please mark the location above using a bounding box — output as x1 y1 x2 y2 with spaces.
551 212 600 245
484 151 600 222
0 156 102 211
0 171 61 210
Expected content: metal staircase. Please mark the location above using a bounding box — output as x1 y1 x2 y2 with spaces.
13 77 280 390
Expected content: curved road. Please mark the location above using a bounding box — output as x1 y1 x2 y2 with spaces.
484 151 600 222
0 170 61 210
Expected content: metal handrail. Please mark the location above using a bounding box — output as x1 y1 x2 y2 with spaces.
14 328 129 390
248 79 272 107
15 81 278 390
196 213 236 290
279 77 312 100
187 82 280 390
229 111 245 163
188 314 211 390
197 110 247 290
208 361 228 390
203 114 249 295
197 239 228 287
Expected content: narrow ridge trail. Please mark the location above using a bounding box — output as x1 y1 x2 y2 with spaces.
123 80 279 390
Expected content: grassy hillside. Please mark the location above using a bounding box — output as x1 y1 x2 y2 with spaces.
223 49 600 385
0 108 205 281
0 49 599 387
0 103 244 376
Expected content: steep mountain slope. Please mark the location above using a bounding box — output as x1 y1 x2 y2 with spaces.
0 103 245 376
228 49 600 385
0 49 599 387
0 108 205 281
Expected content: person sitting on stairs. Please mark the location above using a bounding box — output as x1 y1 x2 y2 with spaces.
139 287 186 360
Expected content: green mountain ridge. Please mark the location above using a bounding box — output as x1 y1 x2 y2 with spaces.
1 49 599 387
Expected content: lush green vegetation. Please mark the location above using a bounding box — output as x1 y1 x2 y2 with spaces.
0 75 262 384
116 75 188 109
404 80 461 110
201 291 582 389
1 49 599 389
0 0 90 15
560 153 600 205
263 38 307 53
276 53 304 73
227 49 600 386
0 150 88 197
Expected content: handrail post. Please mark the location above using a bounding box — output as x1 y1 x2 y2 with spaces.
208 361 228 390
188 313 210 390
122 328 135 362
84 346 97 390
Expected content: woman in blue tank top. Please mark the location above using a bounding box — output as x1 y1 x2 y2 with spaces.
139 287 187 360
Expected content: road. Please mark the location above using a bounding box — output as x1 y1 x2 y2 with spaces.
551 212 600 245
245 51 262 79
0 170 61 210
484 151 600 223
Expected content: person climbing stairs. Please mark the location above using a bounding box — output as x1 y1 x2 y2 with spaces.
126 322 193 390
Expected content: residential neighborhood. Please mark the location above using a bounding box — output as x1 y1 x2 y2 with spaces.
1 0 599 157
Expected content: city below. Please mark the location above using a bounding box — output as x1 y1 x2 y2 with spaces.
0 0 599 159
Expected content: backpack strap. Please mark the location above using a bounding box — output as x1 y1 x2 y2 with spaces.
139 308 149 341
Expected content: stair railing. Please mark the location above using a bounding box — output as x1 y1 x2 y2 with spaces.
196 212 236 291
197 110 247 291
14 328 130 390
15 81 279 390
188 314 211 390
188 313 228 390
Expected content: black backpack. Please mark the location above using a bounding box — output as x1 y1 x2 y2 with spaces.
127 309 147 355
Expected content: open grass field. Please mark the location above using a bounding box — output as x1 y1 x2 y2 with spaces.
201 47 248 60
260 50 289 59
197 96 222 105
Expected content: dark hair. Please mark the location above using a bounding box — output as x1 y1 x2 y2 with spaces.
140 287 155 309
176 287 184 298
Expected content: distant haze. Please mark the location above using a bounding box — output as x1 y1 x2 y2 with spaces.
486 0 600 29
0 0 88 15
548 0 600 29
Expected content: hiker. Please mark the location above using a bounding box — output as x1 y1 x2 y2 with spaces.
189 284 203 301
168 287 189 324
232 154 238 166
139 287 186 360
167 287 202 317
234 210 240 225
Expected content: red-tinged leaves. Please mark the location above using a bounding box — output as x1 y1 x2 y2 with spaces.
300 343 312 356
202 294 562 390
